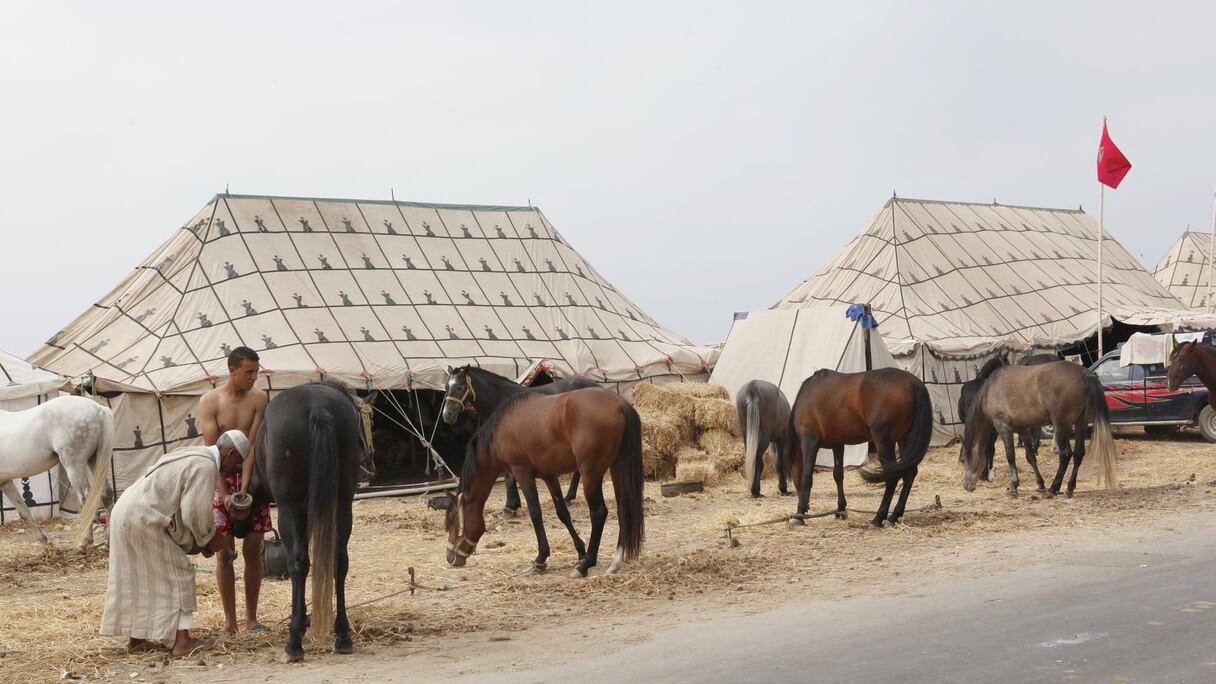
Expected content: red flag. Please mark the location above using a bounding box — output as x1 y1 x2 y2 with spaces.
1097 121 1132 189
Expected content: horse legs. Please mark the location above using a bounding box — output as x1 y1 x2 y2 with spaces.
983 431 997 482
831 445 847 519
564 472 581 503
517 476 550 571
1047 426 1073 497
543 476 586 562
1022 429 1047 492
872 439 898 526
1001 430 1020 497
334 499 354 654
888 467 919 524
775 438 791 496
750 437 771 498
795 434 819 517
1065 420 1088 497
280 508 309 663
60 455 98 546
0 480 49 546
503 474 522 515
574 475 609 578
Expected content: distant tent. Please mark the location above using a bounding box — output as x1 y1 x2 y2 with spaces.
710 303 897 467
28 193 718 492
0 351 66 521
770 196 1216 436
1153 231 1216 311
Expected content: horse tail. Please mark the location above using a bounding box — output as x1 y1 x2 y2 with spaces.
1084 372 1120 490
308 407 339 639
611 404 645 561
861 381 932 483
75 405 115 548
743 392 760 487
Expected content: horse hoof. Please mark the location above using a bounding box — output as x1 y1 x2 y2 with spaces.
786 517 805 528
532 562 547 574
779 490 793 497
1065 490 1074 499
570 566 588 579
869 519 884 528
887 517 901 526
1006 490 1018 498
281 648 304 664
834 511 847 520
335 638 354 655
1036 487 1047 493
501 507 520 518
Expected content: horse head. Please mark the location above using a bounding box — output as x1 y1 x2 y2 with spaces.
959 384 992 492
1167 341 1199 391
441 365 477 424
443 490 479 567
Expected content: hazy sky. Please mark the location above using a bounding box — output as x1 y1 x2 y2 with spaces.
3 2 1215 358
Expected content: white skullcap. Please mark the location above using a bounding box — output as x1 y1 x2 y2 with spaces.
219 429 250 458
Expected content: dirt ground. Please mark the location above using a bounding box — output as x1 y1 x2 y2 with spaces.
1 428 1214 683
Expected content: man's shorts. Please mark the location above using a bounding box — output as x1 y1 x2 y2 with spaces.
213 472 272 536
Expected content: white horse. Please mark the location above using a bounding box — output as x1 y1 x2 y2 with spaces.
0 395 114 548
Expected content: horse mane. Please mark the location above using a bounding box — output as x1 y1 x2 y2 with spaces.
975 355 1008 382
460 390 537 493
311 377 359 408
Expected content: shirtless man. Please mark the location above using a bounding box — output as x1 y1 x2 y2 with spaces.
198 346 270 634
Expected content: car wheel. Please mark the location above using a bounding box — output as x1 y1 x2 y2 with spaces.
1199 406 1216 443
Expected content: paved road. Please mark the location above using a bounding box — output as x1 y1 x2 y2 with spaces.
473 527 1216 684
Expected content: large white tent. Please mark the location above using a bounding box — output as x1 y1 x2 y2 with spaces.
28 193 719 491
710 303 897 466
0 351 66 522
770 196 1216 435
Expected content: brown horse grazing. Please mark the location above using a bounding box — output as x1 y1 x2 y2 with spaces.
445 388 644 578
787 368 934 527
962 361 1118 498
1167 341 1216 396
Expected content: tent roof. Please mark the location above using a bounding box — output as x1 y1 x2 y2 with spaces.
28 193 717 393
0 349 64 401
1152 231 1215 311
775 196 1207 356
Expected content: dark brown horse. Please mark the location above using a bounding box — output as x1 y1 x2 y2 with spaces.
1167 341 1216 397
962 361 1118 498
445 388 644 577
787 368 933 527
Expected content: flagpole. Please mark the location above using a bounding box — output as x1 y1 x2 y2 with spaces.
1098 181 1105 356
1209 189 1216 313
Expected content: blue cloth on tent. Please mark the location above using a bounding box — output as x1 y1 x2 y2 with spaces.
846 303 878 329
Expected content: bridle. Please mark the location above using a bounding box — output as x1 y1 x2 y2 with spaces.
446 493 478 559
444 376 478 415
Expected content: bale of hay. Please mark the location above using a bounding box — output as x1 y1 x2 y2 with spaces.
698 428 743 475
632 383 696 425
694 399 739 436
642 443 676 481
674 461 716 486
640 410 692 455
662 383 729 400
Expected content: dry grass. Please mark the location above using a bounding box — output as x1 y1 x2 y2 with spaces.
1 425 1214 682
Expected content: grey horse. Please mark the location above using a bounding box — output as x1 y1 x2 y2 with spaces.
735 380 792 498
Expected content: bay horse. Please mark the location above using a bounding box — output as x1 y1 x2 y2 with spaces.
0 395 114 548
1167 340 1216 396
787 368 933 527
445 388 644 578
962 361 1118 498
239 380 368 662
440 365 598 512
735 380 791 498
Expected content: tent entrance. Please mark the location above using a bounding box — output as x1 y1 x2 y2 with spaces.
364 389 473 488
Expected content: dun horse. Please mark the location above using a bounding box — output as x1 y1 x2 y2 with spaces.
735 380 791 498
0 395 114 548
787 368 933 527
440 365 598 512
962 361 1118 497
958 354 1054 480
445 388 644 577
240 380 370 662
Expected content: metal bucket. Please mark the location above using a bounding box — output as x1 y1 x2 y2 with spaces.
261 528 290 580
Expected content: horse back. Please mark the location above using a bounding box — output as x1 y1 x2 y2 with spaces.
791 368 916 445
490 388 625 475
984 361 1087 427
261 383 364 501
735 379 790 439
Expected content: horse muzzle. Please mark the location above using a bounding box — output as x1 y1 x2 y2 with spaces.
446 538 476 567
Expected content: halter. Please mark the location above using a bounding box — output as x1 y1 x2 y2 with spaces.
446 493 478 559
443 377 478 415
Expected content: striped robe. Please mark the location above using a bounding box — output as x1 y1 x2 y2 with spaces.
100 446 218 641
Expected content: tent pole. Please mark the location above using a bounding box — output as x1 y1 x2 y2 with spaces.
1097 183 1105 356
863 304 873 371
